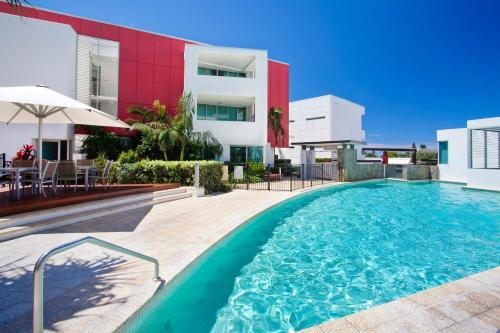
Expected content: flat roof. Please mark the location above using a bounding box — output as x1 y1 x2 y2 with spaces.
3 3 289 65
362 147 417 152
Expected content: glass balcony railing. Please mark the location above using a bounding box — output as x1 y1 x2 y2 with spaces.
91 82 118 98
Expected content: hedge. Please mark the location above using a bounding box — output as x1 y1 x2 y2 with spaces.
110 160 228 193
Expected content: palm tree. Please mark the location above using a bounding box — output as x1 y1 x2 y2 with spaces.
268 107 285 156
127 99 172 160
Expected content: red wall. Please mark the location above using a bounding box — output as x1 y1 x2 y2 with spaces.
0 4 289 147
268 61 290 148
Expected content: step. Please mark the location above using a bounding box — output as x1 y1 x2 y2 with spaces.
0 191 192 242
0 188 188 229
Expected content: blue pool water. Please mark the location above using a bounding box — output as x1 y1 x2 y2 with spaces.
125 181 499 333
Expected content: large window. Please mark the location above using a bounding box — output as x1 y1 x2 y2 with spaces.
438 141 448 164
230 146 263 163
197 103 248 122
198 66 246 78
76 36 119 117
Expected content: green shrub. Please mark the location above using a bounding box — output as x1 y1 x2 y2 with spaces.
315 158 332 163
274 158 291 166
110 160 226 194
117 150 140 164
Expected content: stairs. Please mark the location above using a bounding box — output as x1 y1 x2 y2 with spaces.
0 188 192 242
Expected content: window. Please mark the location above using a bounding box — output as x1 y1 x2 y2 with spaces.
438 141 448 164
217 106 228 121
230 146 263 163
197 104 207 120
197 104 249 122
197 66 246 78
207 105 216 120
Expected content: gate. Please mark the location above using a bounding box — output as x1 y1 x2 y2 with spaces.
228 163 338 191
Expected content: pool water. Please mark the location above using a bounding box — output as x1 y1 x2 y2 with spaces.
125 181 500 333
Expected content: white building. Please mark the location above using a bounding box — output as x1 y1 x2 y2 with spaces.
278 94 365 164
184 45 273 163
0 12 76 160
437 116 500 191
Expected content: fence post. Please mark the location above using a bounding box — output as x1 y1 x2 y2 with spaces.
321 163 324 185
246 164 249 190
289 165 293 191
301 164 304 189
267 164 271 191
310 164 313 188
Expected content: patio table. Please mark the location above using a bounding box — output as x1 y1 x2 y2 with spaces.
77 165 96 192
0 167 36 200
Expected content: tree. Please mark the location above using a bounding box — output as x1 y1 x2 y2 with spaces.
127 100 171 160
169 92 222 161
268 107 285 156
411 142 416 149
419 144 427 149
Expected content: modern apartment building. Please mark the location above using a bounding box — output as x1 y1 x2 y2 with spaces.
0 3 289 164
278 94 365 163
437 116 500 191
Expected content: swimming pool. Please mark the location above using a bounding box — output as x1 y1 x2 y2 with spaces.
123 180 499 333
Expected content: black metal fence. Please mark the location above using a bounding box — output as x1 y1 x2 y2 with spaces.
227 163 338 191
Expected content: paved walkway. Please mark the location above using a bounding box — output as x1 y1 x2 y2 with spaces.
0 189 297 332
301 267 500 333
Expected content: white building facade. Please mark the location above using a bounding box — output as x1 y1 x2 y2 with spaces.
184 45 273 164
437 116 500 191
0 12 76 160
278 94 365 164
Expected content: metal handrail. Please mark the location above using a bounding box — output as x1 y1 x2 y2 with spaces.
33 236 160 333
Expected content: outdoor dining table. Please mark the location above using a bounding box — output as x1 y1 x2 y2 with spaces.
0 166 37 200
77 165 96 192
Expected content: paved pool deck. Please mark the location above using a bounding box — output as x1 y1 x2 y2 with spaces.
301 267 500 333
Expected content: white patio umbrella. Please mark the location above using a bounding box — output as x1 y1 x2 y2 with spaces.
0 85 130 179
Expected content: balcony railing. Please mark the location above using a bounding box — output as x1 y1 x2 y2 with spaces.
91 82 118 98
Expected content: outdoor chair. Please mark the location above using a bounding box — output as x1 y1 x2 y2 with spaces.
57 161 80 192
76 159 96 178
90 160 113 190
21 161 58 198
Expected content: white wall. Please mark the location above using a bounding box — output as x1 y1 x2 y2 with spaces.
436 128 468 183
0 13 77 159
466 116 500 190
289 94 365 144
184 45 270 163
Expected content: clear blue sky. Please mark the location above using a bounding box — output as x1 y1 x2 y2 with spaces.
32 0 500 146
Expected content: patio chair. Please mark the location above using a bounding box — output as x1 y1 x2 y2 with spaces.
57 161 80 192
90 160 113 190
21 161 58 198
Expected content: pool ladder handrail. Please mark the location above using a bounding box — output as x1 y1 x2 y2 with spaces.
33 236 160 333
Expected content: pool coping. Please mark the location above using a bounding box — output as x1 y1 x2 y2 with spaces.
300 266 500 332
116 179 498 332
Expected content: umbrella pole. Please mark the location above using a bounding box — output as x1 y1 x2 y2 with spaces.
38 117 43 180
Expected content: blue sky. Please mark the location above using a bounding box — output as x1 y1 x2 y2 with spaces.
32 0 500 146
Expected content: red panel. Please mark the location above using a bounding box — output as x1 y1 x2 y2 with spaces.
118 60 137 103
36 11 80 31
119 28 138 61
137 32 155 63
80 19 100 36
170 39 186 68
118 102 130 121
100 23 120 41
154 36 171 66
136 63 154 104
153 65 170 104
279 63 289 88
169 67 184 107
